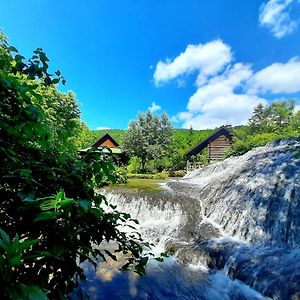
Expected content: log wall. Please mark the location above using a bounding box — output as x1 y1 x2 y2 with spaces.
208 135 231 161
99 139 118 148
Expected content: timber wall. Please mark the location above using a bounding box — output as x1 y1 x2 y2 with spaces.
208 135 231 161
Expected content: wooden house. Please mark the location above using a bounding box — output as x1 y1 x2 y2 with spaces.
92 133 120 149
185 125 235 171
79 133 127 164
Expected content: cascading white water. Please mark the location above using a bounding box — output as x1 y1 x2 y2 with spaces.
72 138 300 300
104 191 188 254
169 138 300 246
80 189 269 300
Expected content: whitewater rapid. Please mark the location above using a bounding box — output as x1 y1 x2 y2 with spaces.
72 138 300 300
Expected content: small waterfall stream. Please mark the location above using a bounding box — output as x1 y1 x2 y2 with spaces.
72 138 300 300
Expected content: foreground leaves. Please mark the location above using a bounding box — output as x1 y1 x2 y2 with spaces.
0 31 149 299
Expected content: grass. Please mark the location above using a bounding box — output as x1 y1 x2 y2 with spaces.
127 171 169 180
112 178 167 193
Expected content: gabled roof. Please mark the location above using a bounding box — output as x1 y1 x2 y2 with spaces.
185 125 235 158
92 133 120 148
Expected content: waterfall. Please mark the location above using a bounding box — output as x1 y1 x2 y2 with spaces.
169 138 300 247
72 138 300 300
103 190 203 254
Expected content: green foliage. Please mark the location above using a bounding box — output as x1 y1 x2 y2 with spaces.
127 156 141 174
124 111 173 172
167 128 213 169
93 129 127 144
91 128 214 172
127 171 169 179
0 33 148 299
229 100 300 156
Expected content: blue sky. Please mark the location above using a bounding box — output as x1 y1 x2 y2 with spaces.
1 0 300 129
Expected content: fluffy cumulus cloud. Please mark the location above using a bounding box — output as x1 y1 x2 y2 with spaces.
96 126 111 130
154 40 300 129
154 40 232 86
259 0 298 38
148 101 161 113
248 57 300 94
179 63 266 129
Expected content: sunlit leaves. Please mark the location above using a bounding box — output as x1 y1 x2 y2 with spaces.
0 31 148 299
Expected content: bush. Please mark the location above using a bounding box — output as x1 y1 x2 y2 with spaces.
127 171 169 179
0 34 148 299
227 133 287 157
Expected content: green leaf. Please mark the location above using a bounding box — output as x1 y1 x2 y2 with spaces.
8 46 18 53
19 285 48 300
9 255 22 266
155 257 164 262
34 211 61 222
19 239 40 252
0 239 7 251
40 201 56 211
60 198 75 207
90 207 103 218
0 229 11 245
78 199 91 211
52 244 65 256
55 190 65 201
15 54 25 61
51 78 59 84
19 169 32 178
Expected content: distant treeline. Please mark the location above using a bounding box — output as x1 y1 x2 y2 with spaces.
81 99 300 172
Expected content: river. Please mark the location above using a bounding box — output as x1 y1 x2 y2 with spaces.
71 139 300 300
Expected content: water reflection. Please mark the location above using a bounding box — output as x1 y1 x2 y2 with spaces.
71 258 267 300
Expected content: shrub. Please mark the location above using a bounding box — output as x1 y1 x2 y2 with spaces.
0 33 148 299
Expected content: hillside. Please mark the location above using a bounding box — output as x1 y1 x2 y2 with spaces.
92 128 215 146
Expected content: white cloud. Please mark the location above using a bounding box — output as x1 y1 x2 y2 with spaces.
96 126 111 130
187 63 253 112
179 94 266 129
248 57 300 94
259 0 298 38
154 40 232 86
148 101 161 113
154 40 300 129
177 63 266 129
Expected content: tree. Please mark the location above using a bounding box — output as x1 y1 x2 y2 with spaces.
0 32 149 299
124 110 172 172
229 99 299 156
248 103 266 133
248 100 296 135
266 99 295 131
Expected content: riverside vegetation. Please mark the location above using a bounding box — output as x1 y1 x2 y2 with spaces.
86 99 300 175
0 33 151 299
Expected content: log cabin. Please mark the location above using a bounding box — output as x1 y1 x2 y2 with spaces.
185 125 235 171
79 133 127 165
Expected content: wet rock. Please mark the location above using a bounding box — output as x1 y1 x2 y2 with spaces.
169 138 300 247
196 239 300 300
